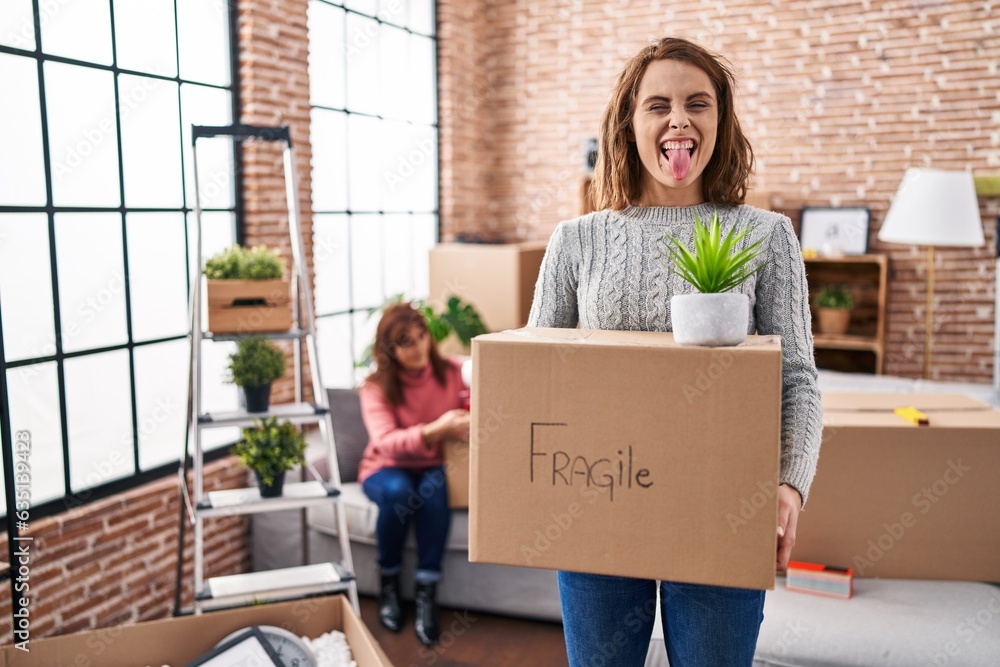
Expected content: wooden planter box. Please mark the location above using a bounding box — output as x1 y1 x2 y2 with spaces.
207 278 293 334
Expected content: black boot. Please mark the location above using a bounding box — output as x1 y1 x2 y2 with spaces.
378 573 404 632
414 581 441 646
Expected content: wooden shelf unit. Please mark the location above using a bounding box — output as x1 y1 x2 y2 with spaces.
804 254 889 374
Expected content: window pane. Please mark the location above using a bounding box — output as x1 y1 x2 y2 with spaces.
181 84 234 210
378 24 409 122
177 0 231 86
0 0 36 50
114 0 178 76
345 0 378 15
379 0 408 29
6 362 66 505
308 1 346 110
135 339 187 470
352 309 378 385
347 114 382 212
0 54 46 206
409 0 435 35
44 62 120 207
313 214 351 315
0 214 56 363
412 213 437 299
345 13 379 116
316 314 354 389
65 350 135 491
409 34 437 125
350 214 383 309
382 121 436 212
383 214 413 299
40 0 113 65
55 213 128 354
127 213 188 342
311 108 348 213
119 74 183 208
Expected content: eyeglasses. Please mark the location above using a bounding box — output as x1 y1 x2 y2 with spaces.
394 329 427 349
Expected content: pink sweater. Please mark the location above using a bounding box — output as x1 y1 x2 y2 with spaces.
357 358 467 484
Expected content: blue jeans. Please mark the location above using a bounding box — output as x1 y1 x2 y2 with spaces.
361 466 451 584
559 572 765 666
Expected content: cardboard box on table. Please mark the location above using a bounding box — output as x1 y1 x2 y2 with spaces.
428 242 548 333
468 327 784 591
0 595 392 667
793 393 1000 581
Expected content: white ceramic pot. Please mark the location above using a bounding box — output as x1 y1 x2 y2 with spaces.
670 293 750 347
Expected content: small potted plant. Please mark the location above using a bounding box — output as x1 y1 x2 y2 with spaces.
815 285 854 335
232 417 307 497
226 336 287 412
664 210 765 347
204 244 292 334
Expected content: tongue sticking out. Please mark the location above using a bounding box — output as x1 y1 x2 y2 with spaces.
666 148 691 181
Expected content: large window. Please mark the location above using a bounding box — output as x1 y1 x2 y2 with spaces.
307 0 439 388
0 0 240 517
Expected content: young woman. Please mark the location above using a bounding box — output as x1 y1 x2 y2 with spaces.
357 302 470 646
528 37 822 665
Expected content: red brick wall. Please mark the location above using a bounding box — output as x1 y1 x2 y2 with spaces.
0 459 250 643
437 0 1000 383
239 0 317 403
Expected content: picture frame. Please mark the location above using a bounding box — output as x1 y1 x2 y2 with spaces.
187 626 283 667
799 207 871 256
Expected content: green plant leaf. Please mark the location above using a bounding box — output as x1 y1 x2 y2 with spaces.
662 209 766 294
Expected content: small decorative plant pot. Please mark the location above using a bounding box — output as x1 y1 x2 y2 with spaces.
670 293 749 347
817 308 851 335
241 384 272 413
256 470 286 498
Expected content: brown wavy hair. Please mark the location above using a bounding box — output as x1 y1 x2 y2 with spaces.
365 302 449 406
593 37 754 210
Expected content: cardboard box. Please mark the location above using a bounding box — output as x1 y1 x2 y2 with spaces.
428 242 547 332
443 439 470 509
469 327 783 590
0 595 391 667
793 392 1000 581
207 278 293 334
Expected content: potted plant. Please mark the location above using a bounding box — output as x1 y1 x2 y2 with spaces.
815 285 854 335
204 244 292 334
663 210 765 347
232 417 307 497
226 336 287 412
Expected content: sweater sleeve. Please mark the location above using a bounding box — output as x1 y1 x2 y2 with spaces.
358 381 429 459
753 216 823 507
528 220 580 328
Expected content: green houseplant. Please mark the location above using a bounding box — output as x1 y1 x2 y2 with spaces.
815 285 854 335
226 336 287 412
663 209 765 346
232 417 307 497
203 244 292 334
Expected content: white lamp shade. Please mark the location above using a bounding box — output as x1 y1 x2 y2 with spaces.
878 168 985 247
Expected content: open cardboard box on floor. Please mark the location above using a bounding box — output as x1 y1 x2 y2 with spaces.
793 392 1000 581
0 595 392 667
469 327 784 590
428 241 547 332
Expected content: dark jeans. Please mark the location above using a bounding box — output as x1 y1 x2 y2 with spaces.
361 466 451 584
559 571 765 666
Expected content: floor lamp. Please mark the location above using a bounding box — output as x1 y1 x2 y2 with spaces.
878 168 985 379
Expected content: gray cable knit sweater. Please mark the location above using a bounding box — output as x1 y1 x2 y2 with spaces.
527 203 823 505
